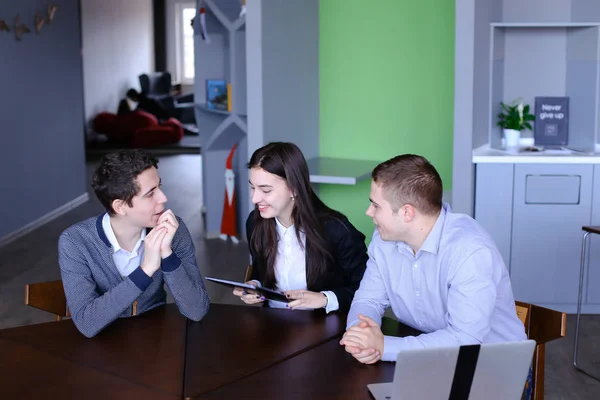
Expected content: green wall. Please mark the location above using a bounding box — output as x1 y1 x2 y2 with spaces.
319 0 455 240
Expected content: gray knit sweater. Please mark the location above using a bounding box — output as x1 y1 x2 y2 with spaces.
58 214 210 337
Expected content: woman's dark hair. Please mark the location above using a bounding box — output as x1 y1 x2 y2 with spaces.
247 142 342 289
91 149 159 215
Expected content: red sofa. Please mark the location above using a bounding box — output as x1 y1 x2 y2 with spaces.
93 110 183 148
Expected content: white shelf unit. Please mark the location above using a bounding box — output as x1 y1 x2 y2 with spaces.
452 0 600 219
488 23 600 152
306 158 379 185
193 0 248 239
194 0 320 239
490 22 600 28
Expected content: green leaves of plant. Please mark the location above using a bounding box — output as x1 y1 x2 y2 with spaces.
497 100 535 131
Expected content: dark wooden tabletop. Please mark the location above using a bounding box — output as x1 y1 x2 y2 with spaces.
192 318 421 400
193 338 393 400
183 304 346 399
0 338 180 400
0 303 351 399
0 303 419 399
0 304 188 397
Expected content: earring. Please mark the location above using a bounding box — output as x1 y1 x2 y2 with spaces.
291 195 295 201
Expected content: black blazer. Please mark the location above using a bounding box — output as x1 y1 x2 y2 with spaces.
245 210 368 313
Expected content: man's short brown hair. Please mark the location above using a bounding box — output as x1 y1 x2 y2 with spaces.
372 154 443 216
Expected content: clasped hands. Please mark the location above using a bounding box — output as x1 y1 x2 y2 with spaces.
233 285 327 309
339 314 385 364
141 209 178 277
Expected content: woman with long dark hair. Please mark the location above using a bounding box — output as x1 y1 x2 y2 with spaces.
232 142 368 313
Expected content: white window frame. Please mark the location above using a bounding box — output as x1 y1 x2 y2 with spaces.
175 2 196 85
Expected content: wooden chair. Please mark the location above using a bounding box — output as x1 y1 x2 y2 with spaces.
516 301 567 400
244 265 253 283
25 280 141 319
25 280 70 321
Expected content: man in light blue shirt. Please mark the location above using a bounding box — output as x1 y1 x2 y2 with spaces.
340 154 526 364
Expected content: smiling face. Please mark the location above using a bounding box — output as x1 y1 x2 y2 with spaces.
365 180 408 242
114 167 168 228
249 167 295 223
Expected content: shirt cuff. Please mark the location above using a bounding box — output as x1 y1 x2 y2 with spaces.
346 319 360 329
129 266 153 291
321 291 339 314
382 335 404 362
161 252 181 272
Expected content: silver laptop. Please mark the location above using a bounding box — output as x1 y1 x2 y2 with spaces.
368 340 535 400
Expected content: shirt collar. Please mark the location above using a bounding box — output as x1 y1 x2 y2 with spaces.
101 213 147 253
418 203 449 255
275 217 295 238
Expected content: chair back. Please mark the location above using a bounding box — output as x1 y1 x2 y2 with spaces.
516 303 529 325
516 301 566 344
25 280 141 320
139 72 172 96
515 301 566 400
244 265 253 283
25 280 70 321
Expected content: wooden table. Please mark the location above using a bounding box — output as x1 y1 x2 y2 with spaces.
0 303 416 399
0 338 179 400
193 319 421 400
183 305 345 399
0 304 187 396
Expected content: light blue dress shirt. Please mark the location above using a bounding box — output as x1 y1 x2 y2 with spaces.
347 204 527 361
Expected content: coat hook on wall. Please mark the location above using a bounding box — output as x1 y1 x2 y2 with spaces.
0 19 9 32
35 11 45 34
14 14 31 41
46 4 58 23
240 0 246 17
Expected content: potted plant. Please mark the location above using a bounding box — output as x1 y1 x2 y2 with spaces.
497 99 535 150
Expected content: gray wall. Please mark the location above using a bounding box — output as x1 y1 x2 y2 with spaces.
451 0 477 215
0 0 86 238
81 0 155 136
503 0 571 22
502 28 567 141
572 0 600 21
453 0 503 216
245 0 319 225
260 0 319 160
474 0 502 149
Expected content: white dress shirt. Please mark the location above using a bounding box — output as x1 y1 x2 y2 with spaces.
257 217 339 313
347 203 527 361
102 213 146 277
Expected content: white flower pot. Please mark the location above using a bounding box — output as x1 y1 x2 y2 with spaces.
503 129 521 152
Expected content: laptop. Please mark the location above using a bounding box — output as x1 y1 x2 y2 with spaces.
368 340 536 400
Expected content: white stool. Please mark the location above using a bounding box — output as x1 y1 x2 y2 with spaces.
573 226 600 381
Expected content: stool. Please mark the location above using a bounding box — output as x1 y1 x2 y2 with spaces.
573 226 600 381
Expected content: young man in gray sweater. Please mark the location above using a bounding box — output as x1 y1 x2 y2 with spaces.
59 150 210 337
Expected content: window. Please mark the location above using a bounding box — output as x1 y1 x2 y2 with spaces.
176 3 196 84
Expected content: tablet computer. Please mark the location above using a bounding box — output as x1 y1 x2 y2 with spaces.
205 277 290 303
